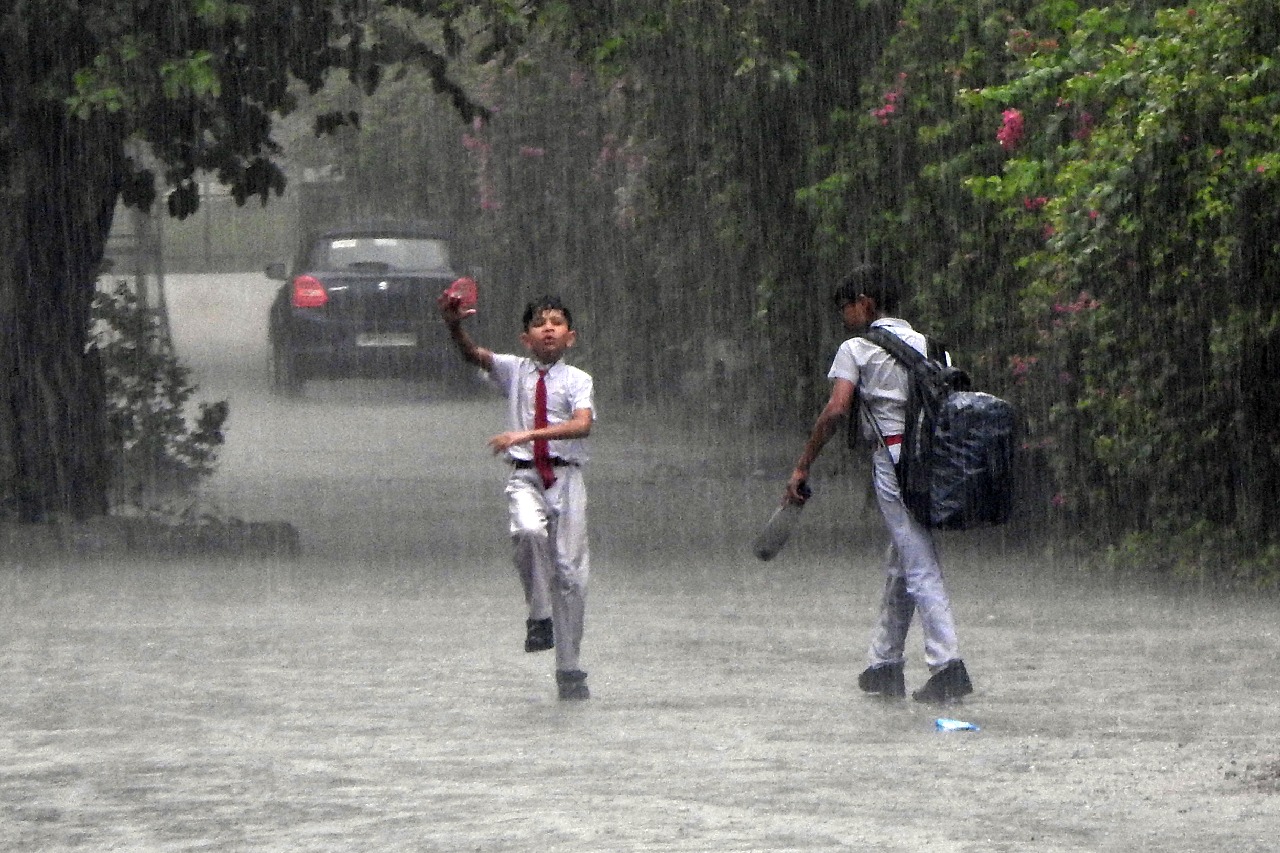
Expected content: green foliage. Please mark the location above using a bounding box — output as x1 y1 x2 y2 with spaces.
788 0 1280 582
2 0 517 521
426 0 1278 584
264 0 1280 582
45 0 502 216
91 281 229 509
380 0 858 413
959 0 1280 582
54 0 1272 580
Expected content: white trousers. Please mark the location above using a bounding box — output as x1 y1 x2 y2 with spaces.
867 447 960 671
505 465 589 672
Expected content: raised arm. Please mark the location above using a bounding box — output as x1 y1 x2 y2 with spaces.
437 291 494 371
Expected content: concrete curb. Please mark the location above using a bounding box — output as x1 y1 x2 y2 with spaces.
0 517 301 561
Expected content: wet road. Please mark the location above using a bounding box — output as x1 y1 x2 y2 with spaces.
166 272 511 565
1 273 1276 852
164 272 865 573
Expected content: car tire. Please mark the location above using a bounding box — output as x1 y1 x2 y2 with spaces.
271 339 304 396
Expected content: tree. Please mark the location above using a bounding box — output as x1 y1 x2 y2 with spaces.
482 0 904 416
0 0 497 521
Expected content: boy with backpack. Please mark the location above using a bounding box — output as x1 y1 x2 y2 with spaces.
784 266 974 703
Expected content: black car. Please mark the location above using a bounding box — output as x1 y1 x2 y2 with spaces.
266 221 469 393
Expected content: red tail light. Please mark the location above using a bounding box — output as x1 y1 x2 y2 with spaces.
291 275 328 308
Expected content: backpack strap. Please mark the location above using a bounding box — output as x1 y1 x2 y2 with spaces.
856 391 895 455
926 336 947 363
860 326 929 369
859 326 971 393
851 328 924 454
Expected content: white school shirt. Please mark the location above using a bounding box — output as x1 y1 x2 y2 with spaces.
487 354 594 465
827 318 934 441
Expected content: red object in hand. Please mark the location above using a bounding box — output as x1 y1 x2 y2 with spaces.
444 277 478 311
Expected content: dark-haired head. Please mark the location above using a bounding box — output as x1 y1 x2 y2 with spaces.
522 295 573 330
832 265 903 315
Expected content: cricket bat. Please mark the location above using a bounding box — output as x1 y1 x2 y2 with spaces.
752 483 810 561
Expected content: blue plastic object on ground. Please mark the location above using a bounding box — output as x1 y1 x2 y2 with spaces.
935 717 980 732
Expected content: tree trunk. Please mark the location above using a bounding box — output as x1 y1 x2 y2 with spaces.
1 109 122 522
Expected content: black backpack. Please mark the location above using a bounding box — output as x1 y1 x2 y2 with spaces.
858 327 1017 530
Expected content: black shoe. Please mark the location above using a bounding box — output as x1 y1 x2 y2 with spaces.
858 662 906 698
556 669 590 701
912 659 973 704
524 618 554 653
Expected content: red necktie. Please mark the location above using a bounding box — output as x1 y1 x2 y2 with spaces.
534 369 556 489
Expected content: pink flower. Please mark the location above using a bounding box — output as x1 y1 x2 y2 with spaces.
871 86 905 126
518 146 546 158
1051 493 1067 508
1072 112 1094 141
1007 29 1036 55
1009 354 1039 383
1023 196 1048 211
997 108 1025 151
1053 291 1101 314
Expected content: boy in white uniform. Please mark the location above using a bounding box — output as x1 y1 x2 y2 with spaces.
784 267 973 704
439 292 595 701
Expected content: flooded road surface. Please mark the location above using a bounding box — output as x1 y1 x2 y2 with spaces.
1 274 1277 851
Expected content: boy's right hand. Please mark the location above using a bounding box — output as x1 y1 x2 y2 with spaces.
437 290 476 324
785 472 812 505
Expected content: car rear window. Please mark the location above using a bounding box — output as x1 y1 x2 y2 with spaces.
312 237 451 272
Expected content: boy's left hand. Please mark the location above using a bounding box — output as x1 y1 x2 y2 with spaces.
488 431 530 454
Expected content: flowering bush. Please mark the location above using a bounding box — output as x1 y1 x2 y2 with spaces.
960 0 1280 581
996 108 1024 150
799 0 1280 581
871 74 908 125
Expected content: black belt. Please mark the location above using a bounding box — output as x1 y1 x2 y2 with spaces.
511 457 576 469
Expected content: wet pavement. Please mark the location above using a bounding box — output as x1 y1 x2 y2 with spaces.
0 274 1276 851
